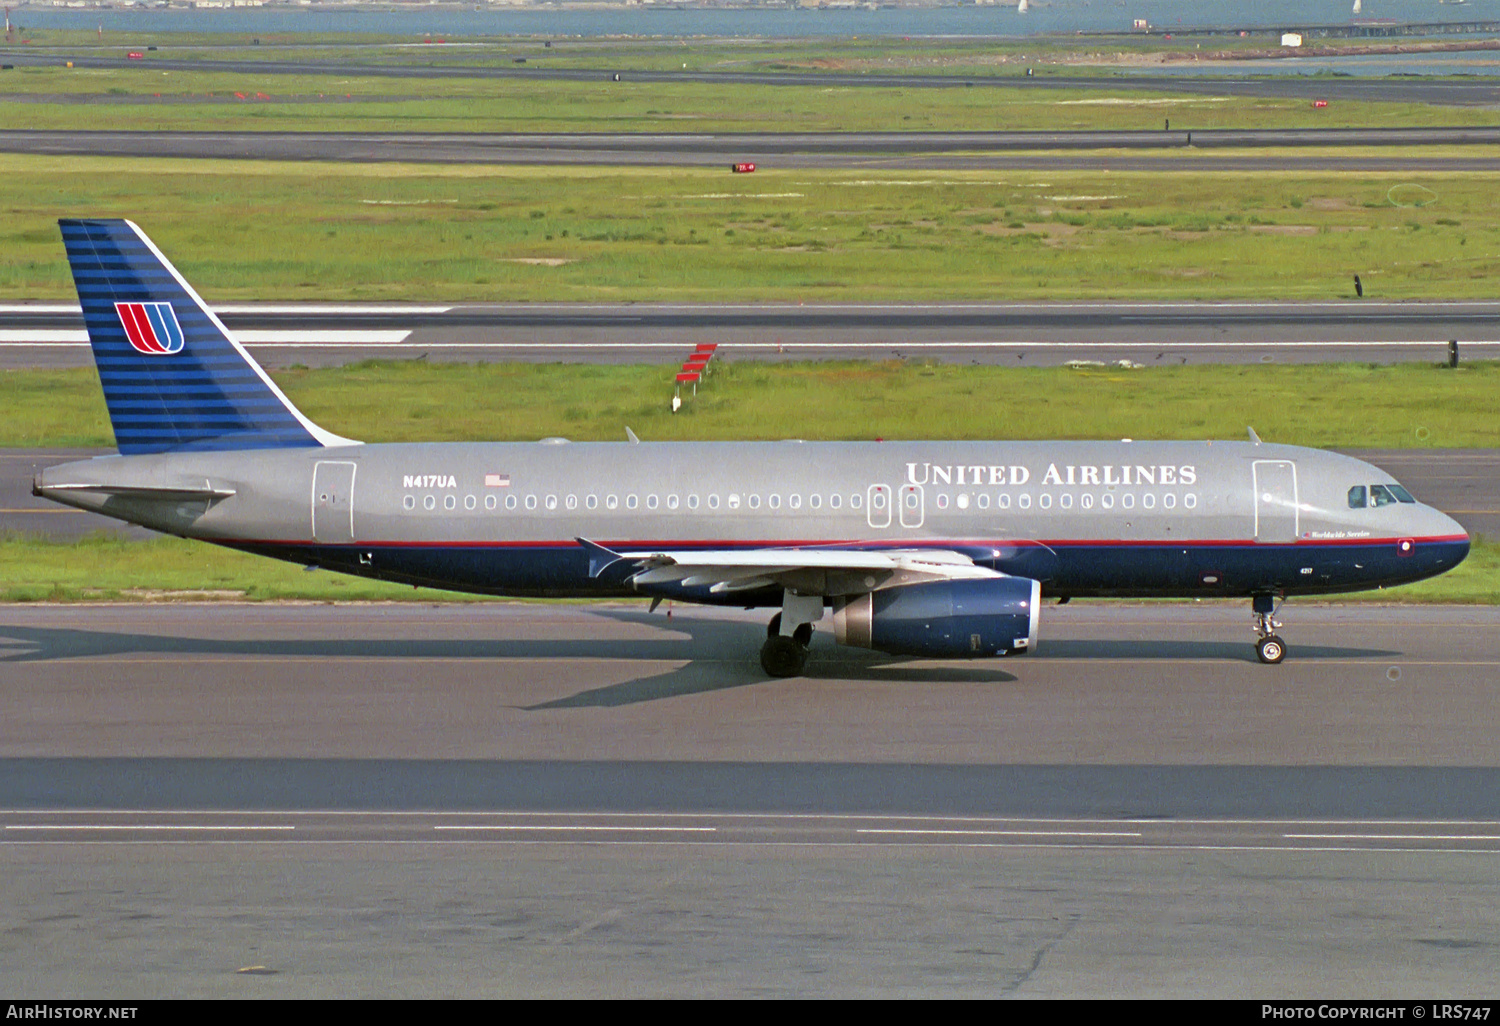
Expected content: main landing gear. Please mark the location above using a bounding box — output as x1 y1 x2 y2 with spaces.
1252 593 1286 664
759 591 823 677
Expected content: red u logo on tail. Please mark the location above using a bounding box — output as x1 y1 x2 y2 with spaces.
115 301 185 355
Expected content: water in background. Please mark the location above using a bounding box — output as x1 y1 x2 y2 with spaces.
9 1 1498 39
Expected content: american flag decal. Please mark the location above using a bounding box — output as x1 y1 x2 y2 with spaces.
485 474 510 488
115 302 185 355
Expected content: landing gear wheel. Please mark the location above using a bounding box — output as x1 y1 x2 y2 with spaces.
792 622 813 647
1256 634 1286 665
767 612 782 639
760 634 810 677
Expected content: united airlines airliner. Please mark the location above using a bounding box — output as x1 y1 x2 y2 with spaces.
34 220 1470 675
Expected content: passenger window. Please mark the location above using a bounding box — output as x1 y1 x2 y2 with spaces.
485 495 497 511
708 495 720 510
545 495 558 511
403 495 415 511
444 495 456 511
810 494 821 510
464 495 476 511
606 495 618 510
1370 485 1397 507
769 494 781 510
626 495 639 510
687 494 699 510
647 494 659 510
748 495 760 510
830 494 841 510
1348 486 1367 509
525 495 537 511
586 495 598 510
505 494 517 511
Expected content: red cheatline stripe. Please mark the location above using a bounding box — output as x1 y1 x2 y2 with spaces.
214 534 1469 551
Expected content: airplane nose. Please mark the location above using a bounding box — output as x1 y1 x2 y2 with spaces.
1433 508 1471 564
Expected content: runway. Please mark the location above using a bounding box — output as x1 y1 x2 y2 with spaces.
1 602 1497 996
4 300 1498 370
6 127 1500 171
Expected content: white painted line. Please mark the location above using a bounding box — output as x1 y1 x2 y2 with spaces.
0 331 88 343
433 825 716 833
215 305 452 315
858 828 1143 838
235 330 412 344
3 824 294 832
1285 833 1500 842
0 330 411 345
0 304 452 315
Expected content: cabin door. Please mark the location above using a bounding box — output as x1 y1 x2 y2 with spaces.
1252 460 1298 544
312 461 357 544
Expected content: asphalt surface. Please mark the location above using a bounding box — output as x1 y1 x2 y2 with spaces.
6 127 1500 170
4 446 1496 540
1 602 1497 996
5 300 1498 369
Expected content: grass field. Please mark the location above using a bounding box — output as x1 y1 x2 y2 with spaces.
7 359 1499 450
7 61 1496 134
4 156 1499 302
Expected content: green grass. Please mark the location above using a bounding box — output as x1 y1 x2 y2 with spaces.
7 359 1500 450
4 156 1500 302
3 68 1492 134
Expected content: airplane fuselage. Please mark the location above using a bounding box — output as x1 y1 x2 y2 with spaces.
37 438 1470 605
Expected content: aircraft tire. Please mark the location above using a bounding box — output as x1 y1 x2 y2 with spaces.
1256 635 1287 664
760 635 809 677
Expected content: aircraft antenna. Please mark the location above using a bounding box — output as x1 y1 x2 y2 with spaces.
625 426 640 444
1247 427 1262 445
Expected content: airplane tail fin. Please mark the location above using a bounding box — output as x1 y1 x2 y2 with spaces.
58 218 356 455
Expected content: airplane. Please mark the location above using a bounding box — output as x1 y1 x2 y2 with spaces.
34 219 1471 675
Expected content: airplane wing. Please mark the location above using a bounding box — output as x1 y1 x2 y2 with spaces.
578 538 1001 595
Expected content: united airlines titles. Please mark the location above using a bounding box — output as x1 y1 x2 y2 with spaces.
906 463 1198 487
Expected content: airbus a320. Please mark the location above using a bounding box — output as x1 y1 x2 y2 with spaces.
35 220 1470 675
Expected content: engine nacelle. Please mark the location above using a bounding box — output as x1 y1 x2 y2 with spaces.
831 577 1041 658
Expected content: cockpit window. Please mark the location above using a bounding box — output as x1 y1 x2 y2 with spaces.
1369 484 1398 507
1347 486 1367 509
1388 484 1416 504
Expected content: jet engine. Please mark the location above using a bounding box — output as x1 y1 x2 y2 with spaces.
831 577 1041 658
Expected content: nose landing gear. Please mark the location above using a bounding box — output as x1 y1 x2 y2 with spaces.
1252 593 1286 664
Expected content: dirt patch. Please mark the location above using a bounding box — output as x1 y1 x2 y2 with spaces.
1310 198 1353 211
1247 225 1319 235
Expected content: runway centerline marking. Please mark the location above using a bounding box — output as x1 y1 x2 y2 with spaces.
1284 833 1500 842
857 828 1143 838
433 825 717 833
3 824 294 832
